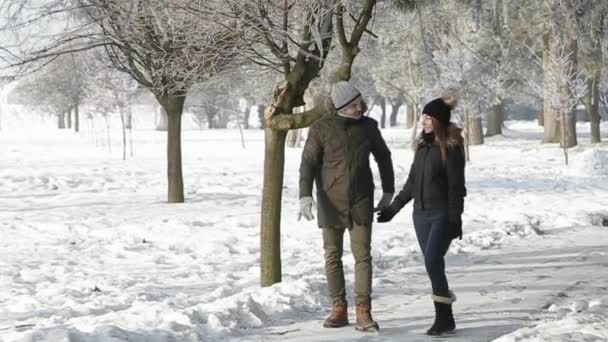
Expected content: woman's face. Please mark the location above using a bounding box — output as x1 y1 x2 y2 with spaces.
422 114 434 133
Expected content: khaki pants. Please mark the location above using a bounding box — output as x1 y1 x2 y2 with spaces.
322 222 372 305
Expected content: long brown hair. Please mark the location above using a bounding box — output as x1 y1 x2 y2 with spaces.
417 118 464 161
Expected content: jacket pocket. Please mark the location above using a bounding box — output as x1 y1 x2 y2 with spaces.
323 174 339 191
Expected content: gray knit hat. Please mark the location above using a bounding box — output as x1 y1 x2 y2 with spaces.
331 81 362 110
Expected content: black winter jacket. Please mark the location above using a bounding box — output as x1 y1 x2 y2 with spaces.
392 134 466 217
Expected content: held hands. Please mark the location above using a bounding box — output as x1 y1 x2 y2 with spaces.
374 192 393 212
376 204 398 223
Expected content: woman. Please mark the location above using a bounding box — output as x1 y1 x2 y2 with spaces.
376 97 466 336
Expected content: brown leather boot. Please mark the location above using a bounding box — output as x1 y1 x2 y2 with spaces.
323 298 348 328
355 303 379 332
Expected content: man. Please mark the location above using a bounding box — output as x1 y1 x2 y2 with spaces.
298 80 394 332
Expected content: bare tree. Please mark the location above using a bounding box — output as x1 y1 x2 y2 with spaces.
11 55 86 130
577 0 608 143
87 61 139 160
1 0 241 203
222 0 378 286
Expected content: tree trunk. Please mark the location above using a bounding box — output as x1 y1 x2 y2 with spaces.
66 107 72 129
469 115 484 145
258 105 266 129
464 106 471 161
486 103 503 137
543 33 561 143
410 101 419 150
58 112 66 129
562 109 577 148
261 128 287 286
158 95 186 203
389 97 404 127
126 105 133 129
407 102 417 129
243 107 250 129
120 108 127 160
104 115 111 153
584 72 601 143
378 96 387 129
538 101 544 126
206 111 216 129
74 103 80 132
155 105 169 131
129 126 134 158
561 38 578 148
126 106 133 157
260 78 323 287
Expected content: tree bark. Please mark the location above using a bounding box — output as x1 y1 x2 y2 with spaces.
261 128 287 286
126 105 133 129
486 102 503 137
243 107 250 129
407 102 417 129
389 97 404 127
464 106 471 161
58 112 66 129
562 38 578 148
584 71 601 143
119 107 127 160
155 104 169 131
258 105 266 129
538 101 544 126
469 115 484 145
74 103 80 133
562 109 577 148
158 95 186 203
104 115 111 153
126 105 133 157
66 107 72 129
378 96 387 129
410 101 419 150
543 33 561 143
206 112 215 129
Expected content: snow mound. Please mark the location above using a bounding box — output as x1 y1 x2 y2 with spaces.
568 149 608 177
493 298 608 342
191 280 320 337
452 216 543 253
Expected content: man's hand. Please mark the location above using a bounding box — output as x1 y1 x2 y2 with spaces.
298 196 315 221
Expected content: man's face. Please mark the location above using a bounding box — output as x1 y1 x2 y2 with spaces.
340 96 366 119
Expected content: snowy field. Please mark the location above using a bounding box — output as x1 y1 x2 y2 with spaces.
1 120 608 342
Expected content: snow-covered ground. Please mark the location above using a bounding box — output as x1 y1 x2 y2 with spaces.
1 120 608 342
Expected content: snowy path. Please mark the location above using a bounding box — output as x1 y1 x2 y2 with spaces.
241 226 608 342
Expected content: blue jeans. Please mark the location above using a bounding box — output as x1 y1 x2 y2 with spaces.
413 208 452 296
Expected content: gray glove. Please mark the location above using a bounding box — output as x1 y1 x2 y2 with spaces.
298 196 315 221
374 192 393 212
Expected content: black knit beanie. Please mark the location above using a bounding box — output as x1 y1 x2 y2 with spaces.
422 98 453 125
